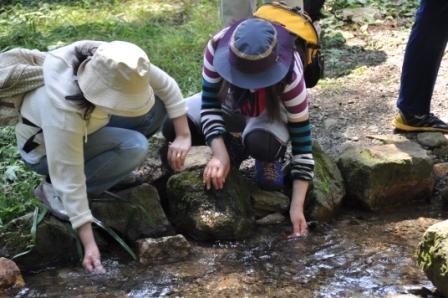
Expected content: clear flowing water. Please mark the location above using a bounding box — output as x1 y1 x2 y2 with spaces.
10 200 447 298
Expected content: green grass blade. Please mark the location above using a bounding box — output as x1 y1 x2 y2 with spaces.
92 218 138 261
12 207 39 259
65 222 84 262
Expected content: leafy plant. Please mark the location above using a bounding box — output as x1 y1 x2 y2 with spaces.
0 127 41 225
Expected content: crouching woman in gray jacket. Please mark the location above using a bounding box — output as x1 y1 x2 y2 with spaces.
15 40 191 273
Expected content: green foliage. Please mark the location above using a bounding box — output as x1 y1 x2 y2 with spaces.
0 0 220 94
0 0 220 225
0 127 41 225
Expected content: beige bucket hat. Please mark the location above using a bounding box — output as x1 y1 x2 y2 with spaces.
77 41 154 117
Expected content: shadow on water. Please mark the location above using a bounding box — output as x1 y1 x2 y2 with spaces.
9 198 447 297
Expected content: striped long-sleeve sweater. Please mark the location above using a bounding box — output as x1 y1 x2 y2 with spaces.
200 29 314 182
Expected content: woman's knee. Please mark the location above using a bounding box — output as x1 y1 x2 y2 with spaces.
121 130 148 164
244 129 286 162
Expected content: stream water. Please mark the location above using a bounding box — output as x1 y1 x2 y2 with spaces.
9 198 447 297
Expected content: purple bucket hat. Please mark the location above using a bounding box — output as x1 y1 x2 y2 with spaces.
213 18 295 89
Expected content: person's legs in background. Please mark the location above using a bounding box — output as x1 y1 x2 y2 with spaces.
108 97 167 138
220 0 257 27
162 93 205 146
395 0 448 132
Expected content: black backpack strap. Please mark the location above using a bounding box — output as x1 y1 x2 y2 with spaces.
21 117 42 153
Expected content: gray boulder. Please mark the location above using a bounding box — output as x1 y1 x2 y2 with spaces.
166 168 255 241
251 188 290 217
337 142 435 210
0 214 78 271
137 234 191 265
417 220 448 296
91 183 174 241
0 183 173 270
306 143 345 220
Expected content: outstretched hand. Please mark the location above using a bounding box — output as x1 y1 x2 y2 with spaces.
78 222 105 274
288 210 308 240
203 155 230 190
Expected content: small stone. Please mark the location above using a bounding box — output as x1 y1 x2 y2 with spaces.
366 134 410 144
137 234 191 265
416 132 448 148
433 162 448 177
0 258 25 289
256 213 286 225
183 146 212 170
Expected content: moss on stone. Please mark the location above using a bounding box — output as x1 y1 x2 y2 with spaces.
416 221 448 296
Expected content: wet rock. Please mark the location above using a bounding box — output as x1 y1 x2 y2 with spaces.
91 183 174 241
417 220 448 297
256 213 286 225
337 142 435 210
0 258 24 289
340 7 381 24
306 143 345 220
433 162 448 178
251 189 290 215
166 168 255 241
137 234 191 265
416 132 448 148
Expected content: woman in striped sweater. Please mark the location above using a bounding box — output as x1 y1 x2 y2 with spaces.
164 18 313 238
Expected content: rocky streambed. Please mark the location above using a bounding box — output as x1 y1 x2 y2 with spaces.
1 130 448 297
7 200 447 297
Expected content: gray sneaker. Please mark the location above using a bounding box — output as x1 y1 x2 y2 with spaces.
33 182 69 221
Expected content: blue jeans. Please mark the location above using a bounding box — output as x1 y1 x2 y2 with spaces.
397 0 448 115
27 98 166 194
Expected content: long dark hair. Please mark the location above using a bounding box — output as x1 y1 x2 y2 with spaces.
218 69 293 121
65 46 97 120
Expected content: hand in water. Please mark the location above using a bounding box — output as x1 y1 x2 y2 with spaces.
83 244 106 274
288 211 308 240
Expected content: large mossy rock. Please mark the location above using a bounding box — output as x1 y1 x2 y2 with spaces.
0 214 78 271
306 143 345 221
91 183 174 241
166 168 255 241
0 184 173 271
337 142 435 210
417 220 448 296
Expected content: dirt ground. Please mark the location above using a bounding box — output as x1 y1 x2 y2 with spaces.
310 24 448 157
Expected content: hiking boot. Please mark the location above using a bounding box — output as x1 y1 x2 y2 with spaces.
255 160 284 191
33 181 69 221
393 111 448 133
